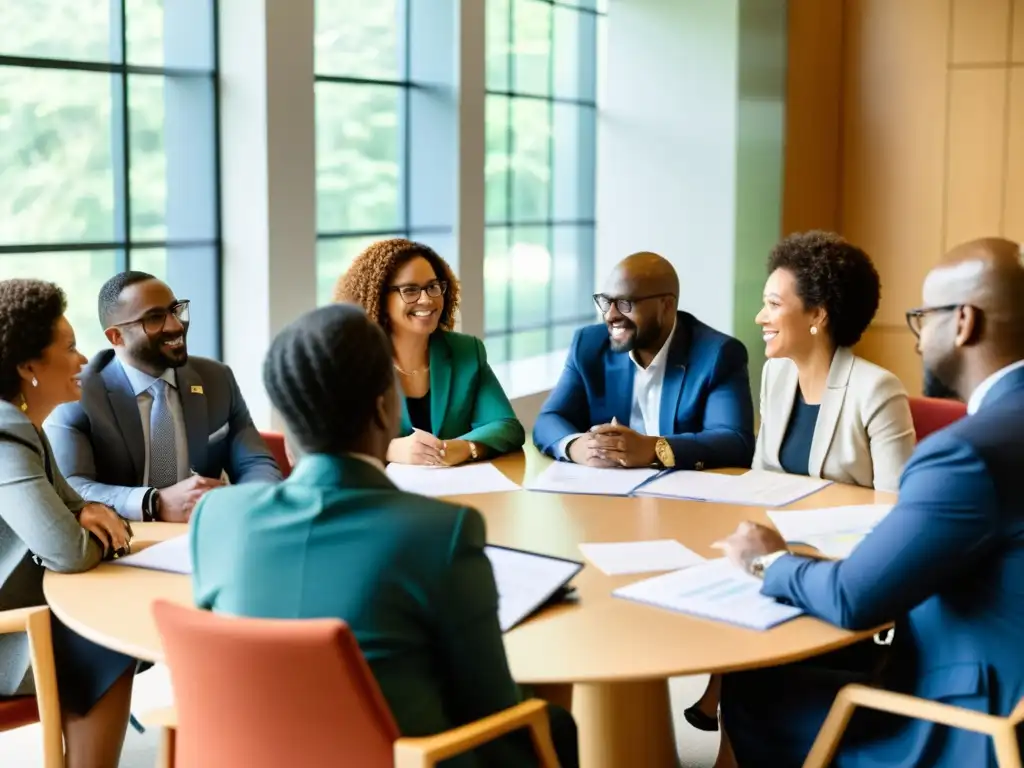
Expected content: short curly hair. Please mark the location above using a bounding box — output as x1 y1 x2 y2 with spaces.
0 279 68 401
333 238 461 332
768 231 881 348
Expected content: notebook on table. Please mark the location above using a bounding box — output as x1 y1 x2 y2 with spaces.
484 545 584 632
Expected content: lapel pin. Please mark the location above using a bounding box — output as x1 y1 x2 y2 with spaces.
190 385 204 394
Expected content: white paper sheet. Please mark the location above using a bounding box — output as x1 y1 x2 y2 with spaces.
579 539 706 575
635 469 831 507
385 463 521 497
767 504 894 559
109 534 192 575
525 462 660 497
613 557 804 630
484 546 582 632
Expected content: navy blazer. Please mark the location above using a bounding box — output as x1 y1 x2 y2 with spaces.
763 365 1024 768
44 350 282 518
533 311 755 470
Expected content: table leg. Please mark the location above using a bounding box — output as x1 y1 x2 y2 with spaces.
572 679 677 768
532 682 573 712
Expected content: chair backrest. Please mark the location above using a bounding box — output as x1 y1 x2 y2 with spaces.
259 431 292 478
152 601 400 768
908 396 967 441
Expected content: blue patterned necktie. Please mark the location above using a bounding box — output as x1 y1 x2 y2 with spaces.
149 379 178 489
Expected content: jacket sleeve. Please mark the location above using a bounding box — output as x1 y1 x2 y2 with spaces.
864 373 916 493
664 338 756 470
0 436 103 573
761 434 997 630
457 338 526 454
533 330 591 456
751 359 769 470
224 367 284 484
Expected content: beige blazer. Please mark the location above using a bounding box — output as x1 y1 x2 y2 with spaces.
752 347 915 492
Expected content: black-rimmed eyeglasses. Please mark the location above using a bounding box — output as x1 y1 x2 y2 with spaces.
593 293 675 315
389 280 447 304
905 304 961 338
114 300 190 335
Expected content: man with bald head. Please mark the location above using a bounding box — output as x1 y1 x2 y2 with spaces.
712 237 1024 768
534 252 754 470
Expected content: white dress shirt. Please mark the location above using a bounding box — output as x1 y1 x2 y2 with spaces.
119 359 190 516
967 359 1024 415
555 318 678 459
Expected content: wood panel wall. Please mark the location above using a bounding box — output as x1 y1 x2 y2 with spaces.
783 0 1024 394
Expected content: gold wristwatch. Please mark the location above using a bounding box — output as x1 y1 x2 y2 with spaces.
654 437 675 468
750 550 788 579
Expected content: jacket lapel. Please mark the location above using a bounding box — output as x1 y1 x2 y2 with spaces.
428 334 452 435
604 350 635 426
764 361 799 467
808 347 854 478
101 361 146 483
175 364 209 474
659 315 689 435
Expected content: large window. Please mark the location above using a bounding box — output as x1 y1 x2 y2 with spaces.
0 0 221 359
314 0 451 306
485 0 603 363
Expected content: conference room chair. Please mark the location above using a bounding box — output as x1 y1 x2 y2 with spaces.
908 396 967 441
0 607 63 768
802 684 1024 768
259 430 293 478
150 600 560 768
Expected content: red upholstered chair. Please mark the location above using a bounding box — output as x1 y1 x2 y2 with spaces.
0 607 64 768
150 600 560 768
908 396 967 441
259 430 292 478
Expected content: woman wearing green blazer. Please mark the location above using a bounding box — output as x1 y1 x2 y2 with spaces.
335 238 525 465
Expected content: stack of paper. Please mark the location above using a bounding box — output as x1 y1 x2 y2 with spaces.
385 463 521 497
613 557 804 630
483 546 583 632
767 504 894 559
110 535 192 575
525 462 660 497
635 469 831 507
579 540 705 575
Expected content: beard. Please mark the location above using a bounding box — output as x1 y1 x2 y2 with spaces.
608 319 659 353
922 365 959 400
129 332 188 371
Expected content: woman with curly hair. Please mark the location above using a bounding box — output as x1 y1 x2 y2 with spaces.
684 232 916 756
0 279 136 767
335 238 525 465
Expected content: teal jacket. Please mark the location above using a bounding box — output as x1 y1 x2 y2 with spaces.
190 454 533 767
400 332 525 454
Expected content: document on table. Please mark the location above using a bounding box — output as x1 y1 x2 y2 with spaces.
613 557 804 630
579 540 706 575
524 462 660 497
484 545 583 632
109 534 192 575
767 504 894 559
385 462 521 497
635 469 831 507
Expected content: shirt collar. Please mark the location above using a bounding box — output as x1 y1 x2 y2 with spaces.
118 358 176 397
967 359 1024 414
629 316 677 374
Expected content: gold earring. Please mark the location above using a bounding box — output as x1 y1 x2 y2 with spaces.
810 326 818 336
18 394 28 413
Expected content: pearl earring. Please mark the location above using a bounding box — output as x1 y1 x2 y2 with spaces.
31 377 38 387
810 326 818 336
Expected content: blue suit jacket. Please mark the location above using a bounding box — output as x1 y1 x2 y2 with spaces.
44 350 282 518
532 311 755 470
763 365 1024 767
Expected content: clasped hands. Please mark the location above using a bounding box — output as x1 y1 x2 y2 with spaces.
568 417 658 468
78 502 132 558
388 429 473 467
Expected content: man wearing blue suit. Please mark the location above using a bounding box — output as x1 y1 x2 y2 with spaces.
714 237 1024 767
45 272 281 523
533 252 755 471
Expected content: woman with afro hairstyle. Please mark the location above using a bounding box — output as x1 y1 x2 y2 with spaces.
0 279 137 767
334 238 525 465
684 232 916 751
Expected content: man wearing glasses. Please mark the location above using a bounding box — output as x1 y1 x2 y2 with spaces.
45 271 282 523
533 252 755 470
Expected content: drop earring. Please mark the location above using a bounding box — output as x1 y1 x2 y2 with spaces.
18 394 28 413
31 377 38 387
810 326 818 336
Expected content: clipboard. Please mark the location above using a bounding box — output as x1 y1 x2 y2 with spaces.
484 544 584 632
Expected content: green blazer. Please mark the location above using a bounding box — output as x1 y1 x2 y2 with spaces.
190 454 534 768
399 332 525 455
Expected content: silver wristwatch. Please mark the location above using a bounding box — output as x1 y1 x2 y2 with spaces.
749 550 788 579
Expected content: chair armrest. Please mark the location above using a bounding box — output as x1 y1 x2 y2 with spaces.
393 699 559 768
0 607 44 635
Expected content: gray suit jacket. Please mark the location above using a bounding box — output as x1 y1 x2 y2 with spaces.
752 347 916 492
0 401 104 695
44 350 282 518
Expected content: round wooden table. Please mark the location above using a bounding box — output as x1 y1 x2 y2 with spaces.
44 449 893 768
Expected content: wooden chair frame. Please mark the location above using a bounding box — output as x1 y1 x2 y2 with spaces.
147 699 560 768
0 607 63 768
803 683 1024 768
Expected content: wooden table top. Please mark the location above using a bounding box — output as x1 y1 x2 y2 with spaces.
44 448 893 684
